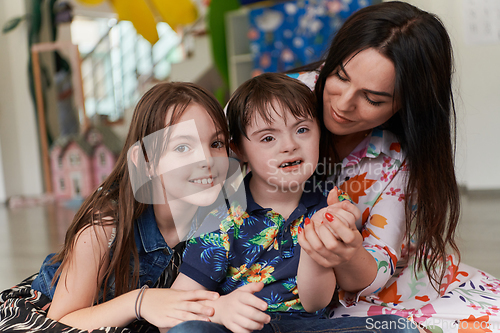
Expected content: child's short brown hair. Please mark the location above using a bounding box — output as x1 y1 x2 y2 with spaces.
226 72 317 150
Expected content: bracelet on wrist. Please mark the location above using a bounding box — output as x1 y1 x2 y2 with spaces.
134 285 149 321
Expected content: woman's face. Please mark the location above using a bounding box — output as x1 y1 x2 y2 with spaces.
322 48 398 137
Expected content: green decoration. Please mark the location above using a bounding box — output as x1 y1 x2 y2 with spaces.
2 16 27 34
215 86 227 106
207 0 240 87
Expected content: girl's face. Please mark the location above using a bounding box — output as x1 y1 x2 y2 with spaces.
154 102 229 208
322 48 398 137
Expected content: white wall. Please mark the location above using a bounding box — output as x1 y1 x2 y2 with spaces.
399 0 500 190
0 141 6 203
170 35 213 83
0 0 44 202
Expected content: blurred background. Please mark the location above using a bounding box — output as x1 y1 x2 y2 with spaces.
0 0 499 290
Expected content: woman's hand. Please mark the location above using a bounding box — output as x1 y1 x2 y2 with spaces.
298 188 362 268
141 288 220 329
298 188 376 292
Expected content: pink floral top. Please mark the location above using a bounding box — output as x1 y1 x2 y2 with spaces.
327 128 409 306
296 70 500 332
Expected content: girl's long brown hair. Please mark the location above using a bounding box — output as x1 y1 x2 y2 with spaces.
302 1 460 289
51 82 229 301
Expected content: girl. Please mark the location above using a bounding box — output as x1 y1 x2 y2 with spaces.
0 82 232 332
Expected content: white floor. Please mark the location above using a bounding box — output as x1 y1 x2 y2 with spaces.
0 191 499 291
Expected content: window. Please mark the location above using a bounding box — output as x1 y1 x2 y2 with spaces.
100 152 106 166
69 153 81 166
60 178 65 190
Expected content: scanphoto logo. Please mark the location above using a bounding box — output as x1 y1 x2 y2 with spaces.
424 316 499 331
366 316 499 332
365 317 419 331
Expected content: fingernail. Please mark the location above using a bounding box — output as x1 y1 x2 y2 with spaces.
325 213 334 222
305 217 311 225
298 226 303 233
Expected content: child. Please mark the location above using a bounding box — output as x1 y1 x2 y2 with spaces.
171 73 359 332
0 82 231 332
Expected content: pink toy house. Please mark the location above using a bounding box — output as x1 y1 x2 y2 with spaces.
50 125 122 200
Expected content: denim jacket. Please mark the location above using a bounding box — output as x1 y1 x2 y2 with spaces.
31 205 175 301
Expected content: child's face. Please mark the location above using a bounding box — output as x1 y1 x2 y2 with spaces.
153 102 229 208
238 104 320 193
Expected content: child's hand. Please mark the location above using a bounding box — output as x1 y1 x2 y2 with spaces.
140 288 219 329
211 282 270 333
298 187 362 268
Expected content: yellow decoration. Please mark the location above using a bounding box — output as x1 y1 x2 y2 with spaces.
76 0 199 45
109 0 159 44
151 0 198 30
76 0 106 5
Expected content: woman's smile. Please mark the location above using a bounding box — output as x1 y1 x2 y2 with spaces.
330 107 354 124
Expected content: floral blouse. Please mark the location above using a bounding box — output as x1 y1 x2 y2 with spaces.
324 128 409 306
295 70 500 332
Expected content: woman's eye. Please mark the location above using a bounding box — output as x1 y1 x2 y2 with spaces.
365 95 383 106
261 136 275 143
211 140 225 149
174 144 190 153
297 127 309 134
335 71 348 82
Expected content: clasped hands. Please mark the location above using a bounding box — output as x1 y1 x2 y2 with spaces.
297 187 363 268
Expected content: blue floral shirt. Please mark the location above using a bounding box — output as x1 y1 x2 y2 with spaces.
180 173 349 315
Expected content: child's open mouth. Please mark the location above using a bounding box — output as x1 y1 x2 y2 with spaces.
279 160 302 168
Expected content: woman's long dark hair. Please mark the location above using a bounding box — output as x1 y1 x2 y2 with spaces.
51 82 229 301
313 1 460 288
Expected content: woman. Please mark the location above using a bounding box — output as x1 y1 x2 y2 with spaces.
293 1 500 331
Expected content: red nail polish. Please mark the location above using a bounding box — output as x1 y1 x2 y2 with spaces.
305 217 311 225
298 226 303 233
325 213 334 222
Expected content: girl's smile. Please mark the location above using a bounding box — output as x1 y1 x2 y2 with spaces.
188 176 215 185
